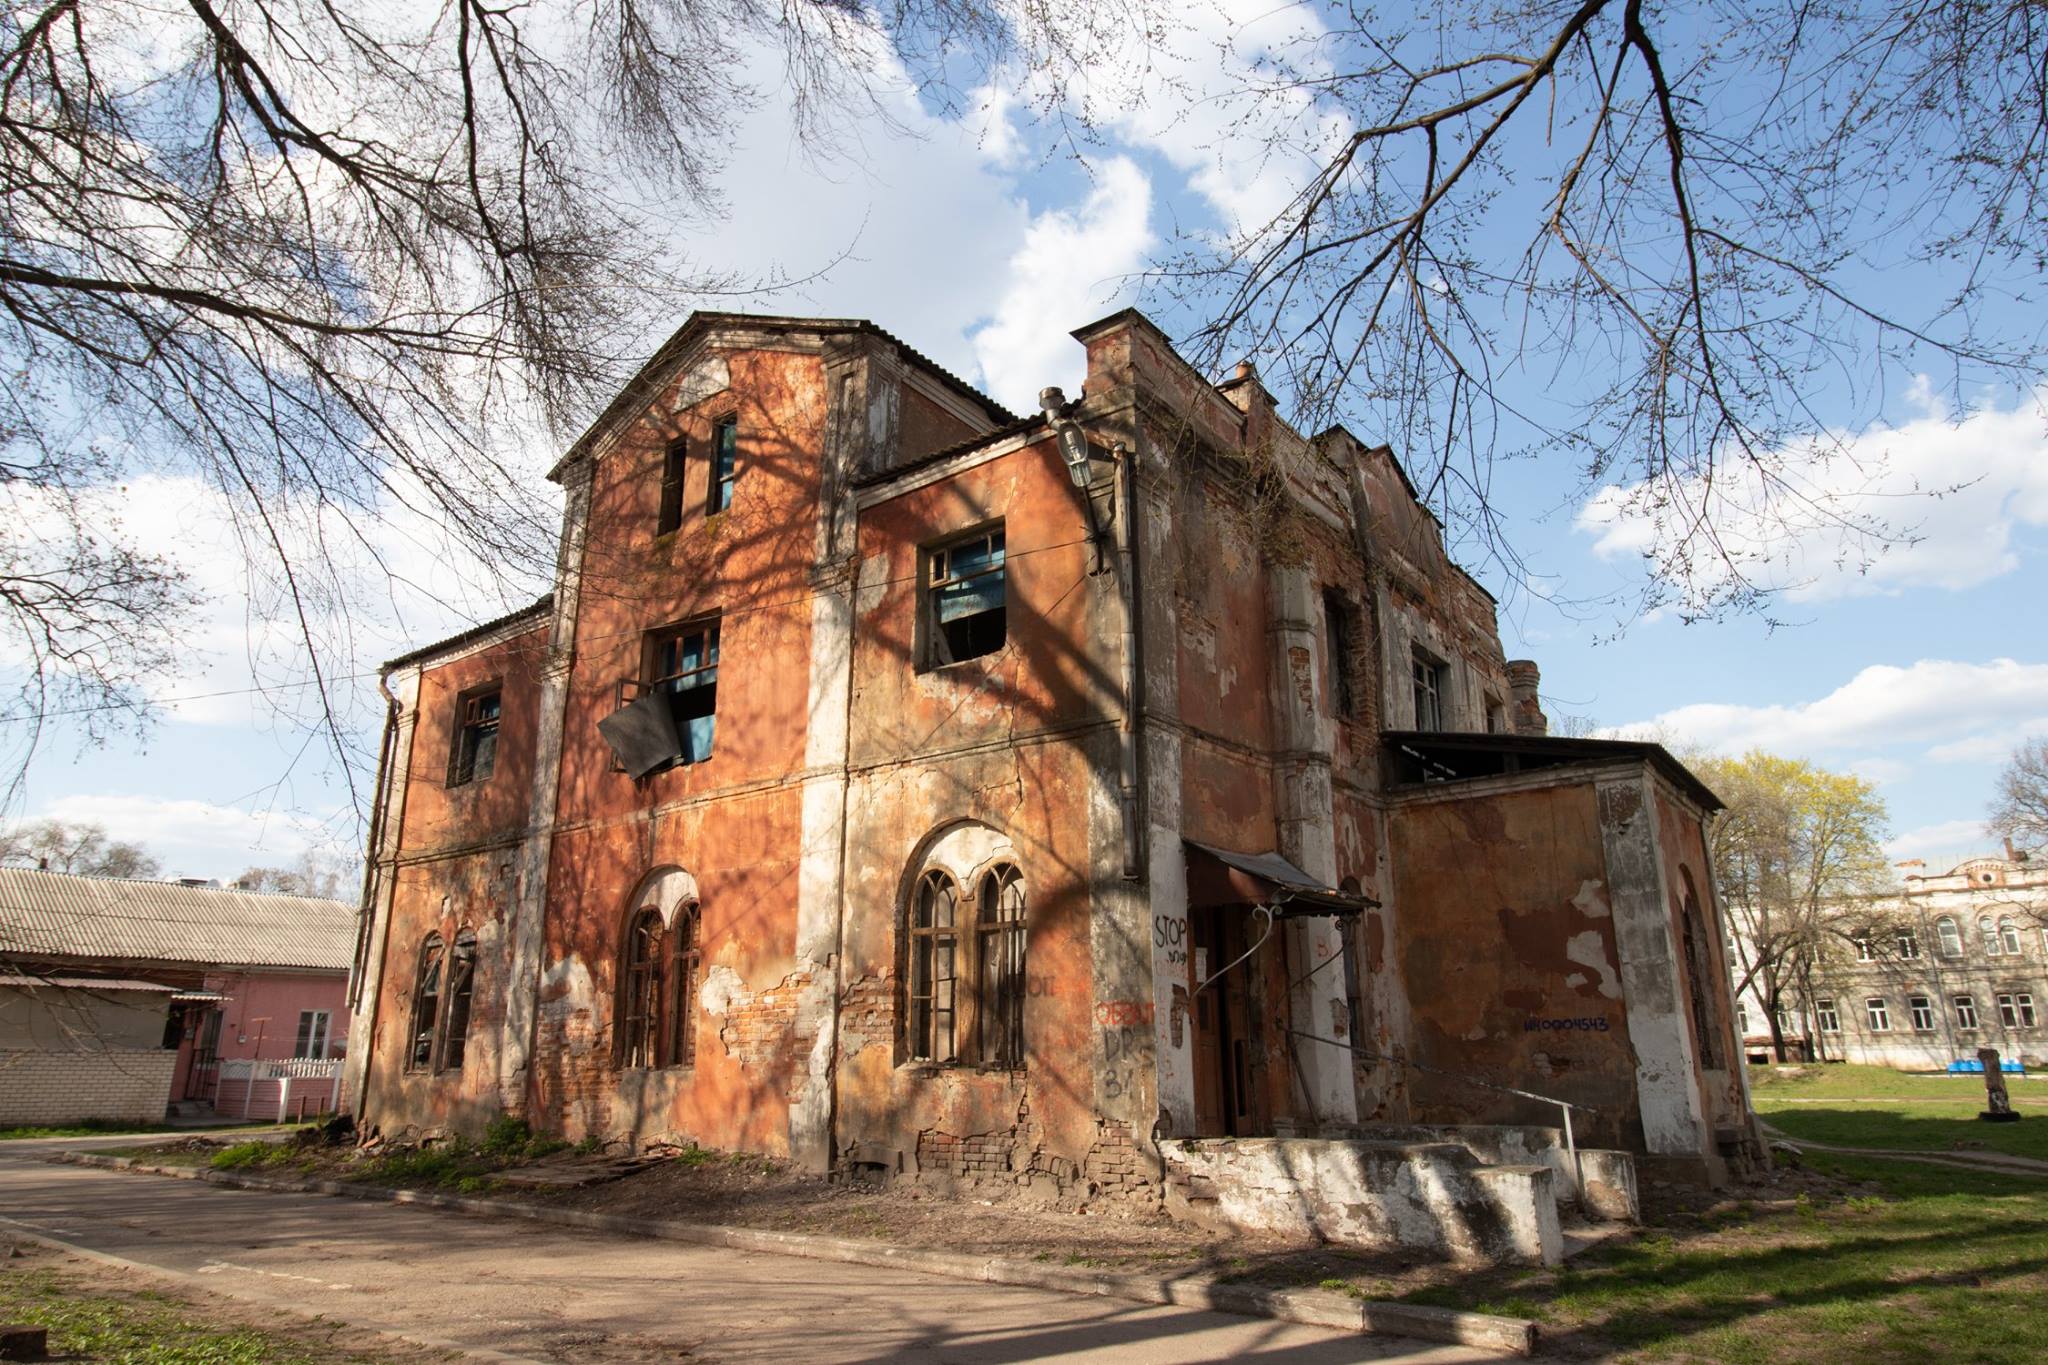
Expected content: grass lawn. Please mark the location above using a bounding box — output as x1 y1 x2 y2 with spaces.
0 1243 443 1364
1399 1154 2048 1361
1750 1064 2048 1162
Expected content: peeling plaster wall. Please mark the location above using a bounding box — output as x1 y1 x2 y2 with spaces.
1386 779 1643 1149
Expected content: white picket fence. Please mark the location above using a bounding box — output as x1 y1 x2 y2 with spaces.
216 1058 343 1121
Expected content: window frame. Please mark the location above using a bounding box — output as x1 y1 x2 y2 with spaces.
1998 918 2023 955
1909 994 1935 1031
904 861 1028 1070
1954 994 1980 1030
921 523 1008 670
646 616 720 768
446 683 503 788
657 437 688 535
1815 998 1841 1033
406 934 445 1072
439 929 478 1071
2018 993 2039 1028
1980 914 2000 954
1410 647 1446 731
1322 587 1359 720
1936 916 1963 957
617 907 666 1070
1865 996 1891 1032
294 1009 331 1059
1896 931 1919 960
1851 936 1875 962
705 414 738 514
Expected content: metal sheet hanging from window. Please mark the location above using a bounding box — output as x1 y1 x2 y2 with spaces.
931 529 1005 664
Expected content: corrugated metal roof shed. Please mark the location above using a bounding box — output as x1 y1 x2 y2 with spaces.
0 868 355 972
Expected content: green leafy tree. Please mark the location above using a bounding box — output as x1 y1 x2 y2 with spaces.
1695 751 1892 1062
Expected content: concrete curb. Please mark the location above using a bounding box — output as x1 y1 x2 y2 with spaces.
53 1151 1538 1357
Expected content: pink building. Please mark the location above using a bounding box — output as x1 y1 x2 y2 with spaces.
0 868 355 1126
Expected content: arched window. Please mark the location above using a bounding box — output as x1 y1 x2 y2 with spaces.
1936 916 1963 958
908 870 959 1063
666 902 702 1067
407 934 445 1071
1999 918 2023 956
440 929 479 1071
977 865 1027 1068
618 908 665 1069
1980 915 2000 954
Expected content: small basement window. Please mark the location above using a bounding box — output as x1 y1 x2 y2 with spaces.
448 686 501 787
925 525 1006 667
651 619 720 765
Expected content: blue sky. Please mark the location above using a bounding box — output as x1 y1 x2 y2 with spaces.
9 3 2044 880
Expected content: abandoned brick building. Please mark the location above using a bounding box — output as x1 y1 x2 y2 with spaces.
343 310 1760 1261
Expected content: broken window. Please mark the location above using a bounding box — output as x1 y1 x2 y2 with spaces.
1865 997 1890 1032
441 929 478 1071
447 686 501 787
908 870 959 1062
1410 648 1445 731
657 438 687 535
1322 588 1358 719
1815 998 1840 1033
294 1009 330 1059
925 526 1006 667
1955 995 1980 1030
618 909 664 1069
1909 995 1935 1031
1937 916 1963 957
706 415 738 514
651 619 719 765
977 864 1027 1069
407 935 444 1070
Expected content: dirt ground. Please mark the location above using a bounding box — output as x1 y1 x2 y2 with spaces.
108 1131 1867 1313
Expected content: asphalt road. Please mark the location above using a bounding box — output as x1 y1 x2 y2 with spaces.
0 1135 1501 1364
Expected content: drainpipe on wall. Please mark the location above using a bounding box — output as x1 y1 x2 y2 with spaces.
1039 387 1146 882
347 684 400 1012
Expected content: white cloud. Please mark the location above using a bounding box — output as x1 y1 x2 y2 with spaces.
1611 658 2048 756
1577 384 2048 603
970 157 1155 408
38 793 337 882
1886 819 1996 865
1927 720 2048 764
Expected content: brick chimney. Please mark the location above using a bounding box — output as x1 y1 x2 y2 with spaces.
1506 660 1548 736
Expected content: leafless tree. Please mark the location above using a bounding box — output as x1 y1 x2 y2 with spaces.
0 817 159 877
1990 738 2048 859
233 849 354 900
1158 1 2047 620
0 0 1152 805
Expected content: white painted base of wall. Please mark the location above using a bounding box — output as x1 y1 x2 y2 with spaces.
1161 1136 1563 1266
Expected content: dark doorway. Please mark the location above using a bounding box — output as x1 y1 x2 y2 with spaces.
1189 907 1270 1137
184 1008 222 1101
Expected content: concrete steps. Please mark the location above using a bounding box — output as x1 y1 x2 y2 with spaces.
1159 1126 1637 1266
